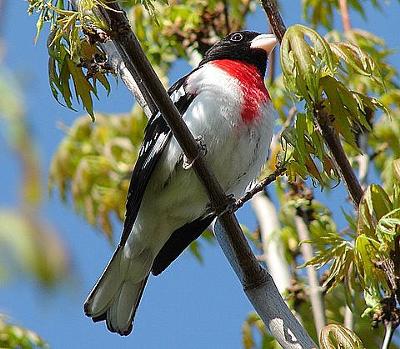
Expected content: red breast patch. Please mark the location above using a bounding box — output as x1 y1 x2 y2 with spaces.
212 59 270 124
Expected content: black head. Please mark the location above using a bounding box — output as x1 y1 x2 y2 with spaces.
199 31 277 77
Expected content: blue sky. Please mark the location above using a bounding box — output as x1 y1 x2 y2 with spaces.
1 1 400 348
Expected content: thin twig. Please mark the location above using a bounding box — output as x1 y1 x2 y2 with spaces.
267 24 276 82
343 137 368 330
268 47 276 82
343 264 355 331
357 134 369 189
393 235 400 305
234 166 286 210
343 308 354 331
339 0 358 330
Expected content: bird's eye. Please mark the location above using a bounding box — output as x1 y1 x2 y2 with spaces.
230 33 243 42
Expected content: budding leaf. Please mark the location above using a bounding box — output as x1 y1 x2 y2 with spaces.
320 324 366 349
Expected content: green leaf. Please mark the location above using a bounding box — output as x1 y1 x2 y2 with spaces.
393 158 400 183
376 207 400 243
357 184 393 238
34 11 45 44
320 76 358 149
0 210 69 287
281 24 336 102
66 58 95 119
331 43 373 77
300 232 353 290
354 234 388 299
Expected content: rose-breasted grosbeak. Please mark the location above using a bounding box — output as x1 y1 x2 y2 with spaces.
84 31 277 335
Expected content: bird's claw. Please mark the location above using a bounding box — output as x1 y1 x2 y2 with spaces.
214 194 236 216
182 136 207 170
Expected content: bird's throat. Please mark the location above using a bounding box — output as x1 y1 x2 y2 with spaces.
212 59 270 124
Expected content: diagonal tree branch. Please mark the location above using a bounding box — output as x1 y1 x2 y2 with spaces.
260 0 363 207
315 106 363 205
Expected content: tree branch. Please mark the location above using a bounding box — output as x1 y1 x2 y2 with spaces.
252 192 291 294
234 165 286 210
69 1 317 347
315 105 363 206
295 213 326 335
338 0 352 33
214 221 316 348
260 0 364 207
382 321 394 349
259 0 286 43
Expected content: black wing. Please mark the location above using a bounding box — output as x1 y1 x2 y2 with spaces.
151 214 215 275
119 74 197 246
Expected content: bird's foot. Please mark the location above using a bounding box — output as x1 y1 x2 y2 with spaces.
182 136 207 170
214 194 236 216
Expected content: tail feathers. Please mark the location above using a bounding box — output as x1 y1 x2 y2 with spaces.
106 277 148 335
84 246 149 336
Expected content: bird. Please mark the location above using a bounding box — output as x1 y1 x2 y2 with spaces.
84 30 278 336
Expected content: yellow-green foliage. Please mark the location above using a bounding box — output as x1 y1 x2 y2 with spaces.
319 324 365 349
49 109 147 239
280 25 385 185
0 317 47 349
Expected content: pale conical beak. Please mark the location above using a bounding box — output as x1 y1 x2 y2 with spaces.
250 33 278 53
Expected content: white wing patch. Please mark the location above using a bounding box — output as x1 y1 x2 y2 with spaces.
170 85 186 103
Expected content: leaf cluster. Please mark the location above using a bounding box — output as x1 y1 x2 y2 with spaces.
49 109 146 238
0 316 47 349
0 210 69 287
28 0 111 118
305 184 400 318
280 24 386 185
28 0 254 118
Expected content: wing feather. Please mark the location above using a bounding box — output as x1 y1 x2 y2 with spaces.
119 74 196 246
151 214 215 276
